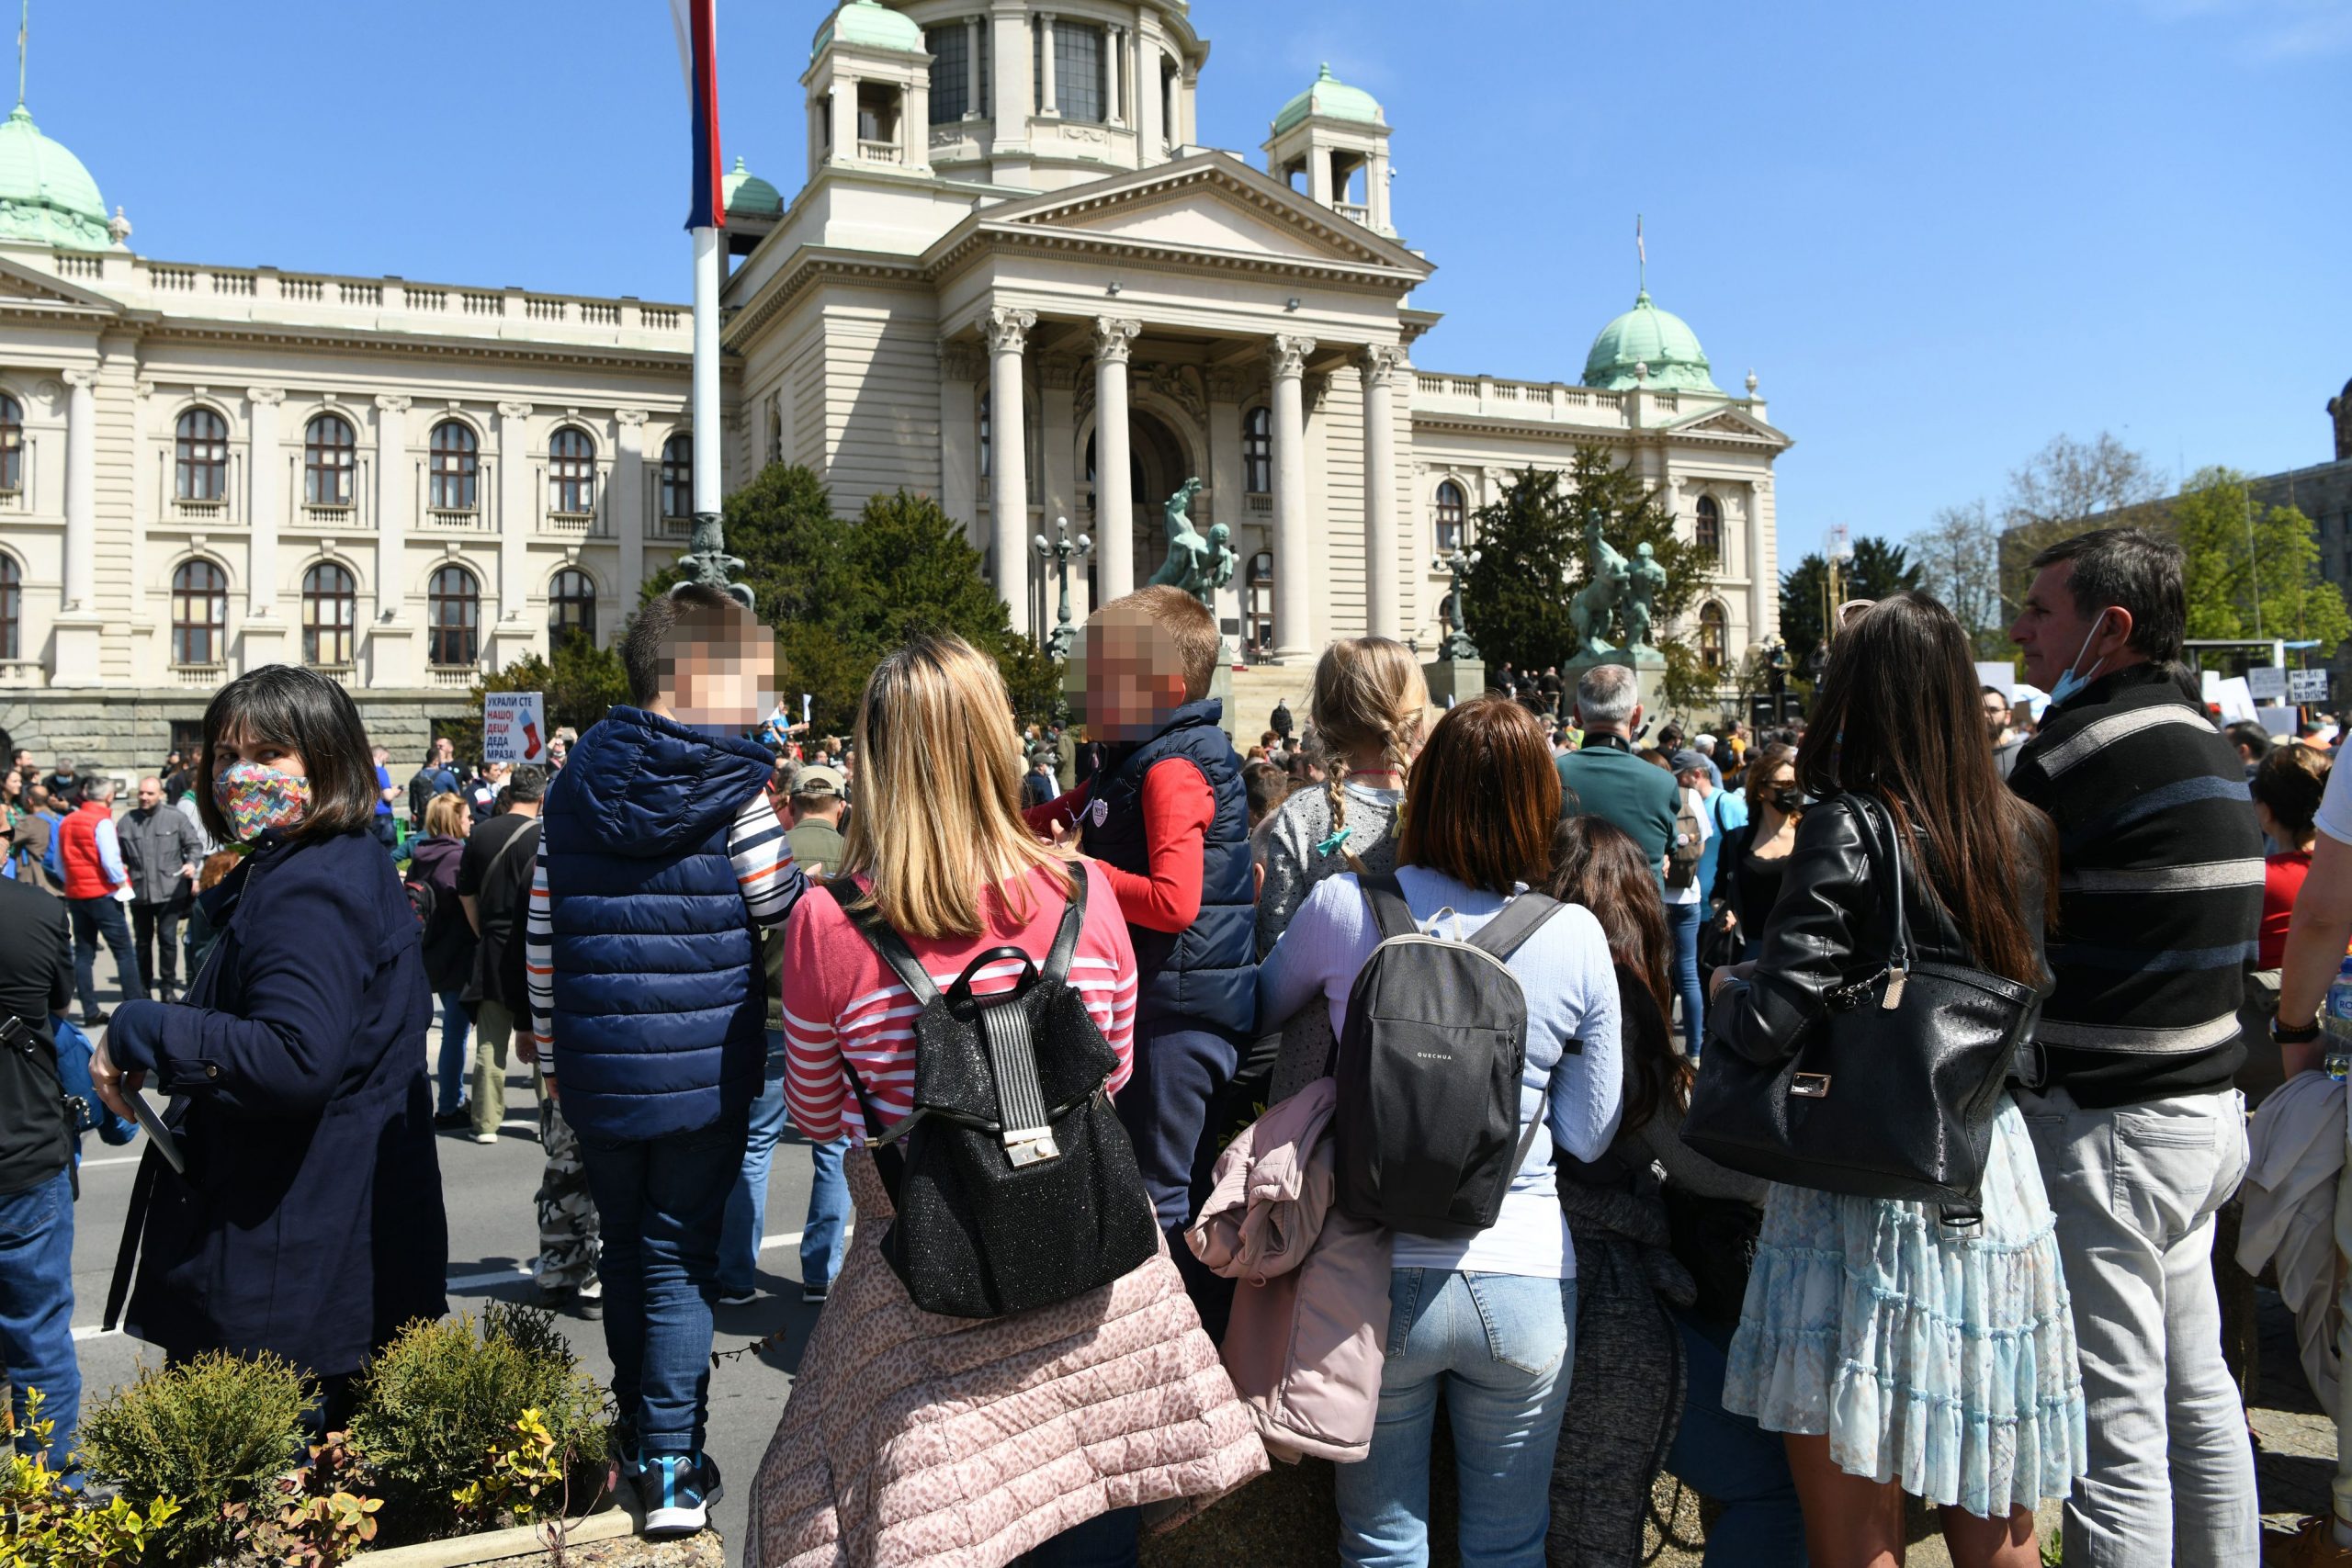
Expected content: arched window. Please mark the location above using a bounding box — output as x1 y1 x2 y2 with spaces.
175 408 229 502
1241 407 1272 494
1245 551 1275 655
660 433 693 521
428 421 478 512
1699 601 1729 670
548 427 595 516
170 558 229 666
1434 480 1467 554
548 568 596 647
0 552 18 660
301 562 356 666
1694 494 1723 561
303 413 356 507
427 565 480 667
0 395 22 493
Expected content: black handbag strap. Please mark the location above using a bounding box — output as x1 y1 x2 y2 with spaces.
1842 794 1914 981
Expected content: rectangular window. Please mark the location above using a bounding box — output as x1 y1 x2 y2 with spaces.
1056 22 1104 123
928 26 967 121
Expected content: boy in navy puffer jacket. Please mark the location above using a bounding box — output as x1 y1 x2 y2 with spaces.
1023 586 1255 1329
525 585 806 1537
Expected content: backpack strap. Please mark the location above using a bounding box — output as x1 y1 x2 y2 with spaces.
1465 891 1565 963
824 879 940 1007
1041 866 1089 987
1358 872 1419 942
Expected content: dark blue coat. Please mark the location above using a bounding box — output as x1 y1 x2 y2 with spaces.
1080 698 1255 1037
107 829 447 1378
538 706 773 1142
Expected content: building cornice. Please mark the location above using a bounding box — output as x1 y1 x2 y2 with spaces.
132 316 701 377
722 250 932 350
1407 411 1790 455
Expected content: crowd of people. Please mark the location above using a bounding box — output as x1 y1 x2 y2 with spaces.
5 520 2352 1568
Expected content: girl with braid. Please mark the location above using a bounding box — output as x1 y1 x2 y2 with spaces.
1253 637 1429 1103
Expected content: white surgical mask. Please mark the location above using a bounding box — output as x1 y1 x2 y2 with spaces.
2048 609 2113 707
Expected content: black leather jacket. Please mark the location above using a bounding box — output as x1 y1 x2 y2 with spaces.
1710 795 2051 1066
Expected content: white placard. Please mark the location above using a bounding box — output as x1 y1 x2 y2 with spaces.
2290 669 2331 704
2212 676 2256 725
2246 666 2287 703
2256 705 2300 738
482 692 547 764
1974 661 2018 698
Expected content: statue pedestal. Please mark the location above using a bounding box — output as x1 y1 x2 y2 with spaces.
1562 649 1672 730
1421 657 1487 710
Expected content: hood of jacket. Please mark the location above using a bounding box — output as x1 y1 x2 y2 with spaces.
551 705 774 860
406 834 465 888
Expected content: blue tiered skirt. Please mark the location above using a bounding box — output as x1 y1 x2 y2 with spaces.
1721 1096 2088 1518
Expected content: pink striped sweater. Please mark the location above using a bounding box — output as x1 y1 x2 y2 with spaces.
781 861 1138 1144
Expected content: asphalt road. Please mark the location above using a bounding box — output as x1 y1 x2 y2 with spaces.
59 946 820 1562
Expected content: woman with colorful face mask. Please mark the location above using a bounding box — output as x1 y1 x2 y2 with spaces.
1712 744 1802 963
90 666 447 1426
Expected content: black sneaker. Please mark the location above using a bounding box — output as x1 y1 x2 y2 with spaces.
432 1108 471 1131
81 1010 109 1028
633 1451 720 1538
801 1280 830 1305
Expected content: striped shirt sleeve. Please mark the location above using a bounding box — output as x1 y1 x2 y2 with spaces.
729 789 807 928
525 832 553 1055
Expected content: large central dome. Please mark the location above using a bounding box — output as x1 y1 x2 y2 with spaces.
0 102 110 251
1581 289 1721 394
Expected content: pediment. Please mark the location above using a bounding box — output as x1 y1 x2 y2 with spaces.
1665 405 1788 445
0 256 123 311
971 155 1430 278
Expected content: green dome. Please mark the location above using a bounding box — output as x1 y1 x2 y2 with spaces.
0 103 110 252
722 156 782 219
812 0 923 61
1272 64 1385 135
1581 290 1722 394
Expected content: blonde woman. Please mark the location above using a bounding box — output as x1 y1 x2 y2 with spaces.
752 633 1262 1568
409 790 477 1126
1254 637 1428 1103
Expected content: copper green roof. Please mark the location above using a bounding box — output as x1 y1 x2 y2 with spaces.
0 102 109 251
1581 290 1723 394
812 0 923 62
1272 65 1385 135
722 156 782 219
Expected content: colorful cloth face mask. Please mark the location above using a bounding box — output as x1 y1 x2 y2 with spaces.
214 761 311 843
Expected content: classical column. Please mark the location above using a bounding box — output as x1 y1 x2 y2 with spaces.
1036 14 1058 115
989 1 1032 156
1106 27 1125 127
1136 18 1164 154
494 401 533 627
965 17 983 116
615 410 648 607
939 340 981 541
1358 345 1403 640
245 388 285 616
61 368 97 615
986 307 1036 620
1747 480 1774 643
831 76 858 164
368 396 415 688
1267 334 1317 662
1091 317 1140 602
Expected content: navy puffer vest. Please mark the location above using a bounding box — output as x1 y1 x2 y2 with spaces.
539 705 774 1141
1080 698 1256 1037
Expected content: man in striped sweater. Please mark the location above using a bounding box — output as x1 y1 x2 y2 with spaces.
2007 527 2260 1567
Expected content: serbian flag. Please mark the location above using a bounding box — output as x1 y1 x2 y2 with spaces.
670 0 725 231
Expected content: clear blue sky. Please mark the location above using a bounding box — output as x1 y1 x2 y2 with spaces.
33 0 2350 560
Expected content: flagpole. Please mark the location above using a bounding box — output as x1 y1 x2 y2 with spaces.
674 0 748 606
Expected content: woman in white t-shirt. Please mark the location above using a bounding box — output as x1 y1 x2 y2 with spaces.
1258 694 1623 1567
1664 750 1713 1055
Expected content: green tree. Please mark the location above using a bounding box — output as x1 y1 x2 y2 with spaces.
2170 466 2352 667
1777 536 1925 679
455 629 630 761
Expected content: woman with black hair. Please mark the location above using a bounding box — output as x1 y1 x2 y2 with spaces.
91 666 447 1423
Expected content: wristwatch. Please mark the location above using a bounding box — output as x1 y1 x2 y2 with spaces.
2272 1015 2324 1044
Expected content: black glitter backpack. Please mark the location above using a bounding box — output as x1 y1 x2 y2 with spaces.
825 878 1159 1319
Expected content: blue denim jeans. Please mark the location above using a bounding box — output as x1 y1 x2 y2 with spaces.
69 895 145 1017
719 1032 849 1296
1014 1506 1138 1567
433 989 470 1117
1665 898 1704 1055
0 1168 79 1469
1335 1269 1578 1568
1663 1310 1808 1568
576 1113 749 1455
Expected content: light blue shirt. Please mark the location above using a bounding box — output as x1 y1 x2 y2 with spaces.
1698 786 1747 902
95 816 127 886
1256 866 1623 1278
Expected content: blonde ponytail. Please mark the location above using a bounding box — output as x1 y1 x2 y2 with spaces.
1308 637 1430 874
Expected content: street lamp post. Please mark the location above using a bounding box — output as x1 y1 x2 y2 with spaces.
1433 548 1482 661
1035 517 1093 661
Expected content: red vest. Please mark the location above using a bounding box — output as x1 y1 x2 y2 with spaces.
58 801 118 900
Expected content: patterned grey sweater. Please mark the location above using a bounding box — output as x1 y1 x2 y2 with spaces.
1254 781 1406 1104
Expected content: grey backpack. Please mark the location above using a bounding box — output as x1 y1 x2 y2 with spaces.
1330 874 1566 1238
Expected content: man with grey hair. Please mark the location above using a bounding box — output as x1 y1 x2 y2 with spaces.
57 774 145 1024
1557 662 1679 884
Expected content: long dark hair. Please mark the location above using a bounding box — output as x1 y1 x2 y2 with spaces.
1547 813 1691 1130
1794 592 2057 987
197 665 381 845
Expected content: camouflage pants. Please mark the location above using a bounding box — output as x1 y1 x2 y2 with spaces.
534 1067 602 1293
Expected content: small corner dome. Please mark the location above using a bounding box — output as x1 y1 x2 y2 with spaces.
0 103 111 252
722 156 783 219
811 0 924 62
1581 290 1722 394
1272 64 1385 135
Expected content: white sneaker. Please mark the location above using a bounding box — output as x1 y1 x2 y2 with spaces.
469 1131 499 1145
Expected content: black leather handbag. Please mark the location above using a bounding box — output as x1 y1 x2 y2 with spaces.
1681 795 2041 1213
826 879 1159 1319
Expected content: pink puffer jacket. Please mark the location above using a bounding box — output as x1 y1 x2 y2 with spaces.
1186 1077 1393 1463
748 1153 1267 1568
